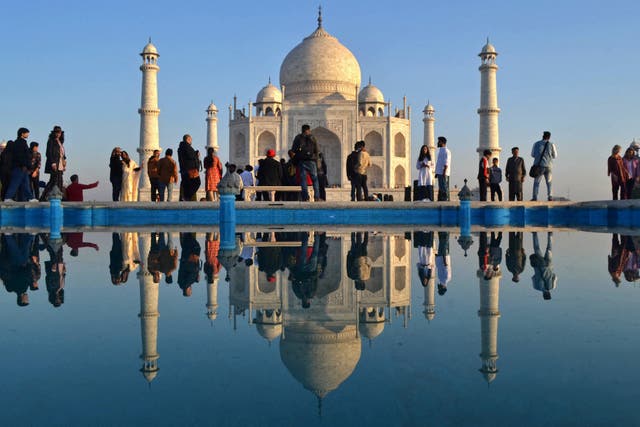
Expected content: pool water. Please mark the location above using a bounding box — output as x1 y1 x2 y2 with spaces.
0 229 638 426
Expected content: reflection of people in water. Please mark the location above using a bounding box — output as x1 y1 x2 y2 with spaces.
478 232 490 274
347 232 371 291
289 232 319 308
120 232 140 284
506 232 526 283
257 232 282 283
609 234 640 284
530 232 557 300
158 233 178 284
487 232 502 279
178 232 201 297
65 232 99 257
28 234 42 292
147 233 162 283
3 234 34 306
43 234 66 308
204 232 221 284
109 233 126 285
436 232 451 295
415 231 435 287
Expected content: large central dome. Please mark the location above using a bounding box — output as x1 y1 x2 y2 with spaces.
279 21 361 102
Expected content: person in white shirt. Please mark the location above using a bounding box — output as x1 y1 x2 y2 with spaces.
435 231 451 295
239 164 255 200
435 136 451 201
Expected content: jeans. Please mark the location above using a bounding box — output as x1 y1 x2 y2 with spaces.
149 177 159 202
490 183 502 201
4 167 34 201
437 175 449 201
111 180 122 202
158 182 174 202
299 161 319 201
532 167 552 200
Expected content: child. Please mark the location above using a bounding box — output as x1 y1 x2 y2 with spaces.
490 158 503 201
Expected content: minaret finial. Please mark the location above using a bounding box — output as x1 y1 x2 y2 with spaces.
486 36 490 44
368 76 371 85
317 5 323 28
149 37 152 43
268 76 271 84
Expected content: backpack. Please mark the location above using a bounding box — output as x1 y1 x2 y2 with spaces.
297 136 314 161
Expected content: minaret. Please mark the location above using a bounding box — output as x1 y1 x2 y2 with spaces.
206 101 219 153
423 276 436 322
137 39 161 201
422 102 436 160
477 39 501 161
477 268 501 384
206 276 219 321
138 234 160 383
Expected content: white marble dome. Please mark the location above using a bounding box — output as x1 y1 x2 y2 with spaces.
207 101 218 111
142 41 159 55
256 82 282 104
358 83 384 104
480 41 497 55
279 24 361 101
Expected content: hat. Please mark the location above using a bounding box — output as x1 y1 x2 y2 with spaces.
266 149 275 157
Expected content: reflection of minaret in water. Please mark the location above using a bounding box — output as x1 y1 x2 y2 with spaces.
138 234 159 383
423 277 436 321
206 276 219 322
477 267 501 384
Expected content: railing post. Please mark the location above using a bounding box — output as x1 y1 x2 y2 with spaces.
49 186 63 239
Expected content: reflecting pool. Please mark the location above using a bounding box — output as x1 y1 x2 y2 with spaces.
0 229 639 426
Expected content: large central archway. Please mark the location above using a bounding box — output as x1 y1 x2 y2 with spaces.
312 127 341 187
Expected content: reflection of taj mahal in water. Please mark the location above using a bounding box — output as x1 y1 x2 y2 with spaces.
134 230 503 397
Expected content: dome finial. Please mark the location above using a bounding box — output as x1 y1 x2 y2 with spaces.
368 76 371 85
268 76 271 84
317 5 323 28
149 37 152 43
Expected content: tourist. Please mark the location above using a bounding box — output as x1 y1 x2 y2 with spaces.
506 232 526 283
347 232 371 291
283 152 298 201
489 232 502 275
65 174 99 202
40 126 66 201
346 143 358 201
239 164 255 201
177 134 201 201
223 163 244 201
147 149 161 202
477 232 490 274
530 231 556 300
65 232 99 257
436 231 451 295
29 142 41 200
203 147 223 201
121 231 139 282
351 140 371 201
109 147 123 202
289 232 319 309
416 144 434 201
530 131 557 201
5 128 36 202
157 148 178 202
0 140 11 200
622 147 639 199
608 145 629 200
147 233 162 283
505 147 526 201
120 151 140 202
158 232 178 284
204 232 221 285
4 234 34 306
109 233 124 285
318 152 328 201
489 158 503 202
435 136 451 201
477 149 491 201
290 124 320 202
257 149 283 201
43 234 66 308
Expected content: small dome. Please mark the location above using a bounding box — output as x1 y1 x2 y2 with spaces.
142 40 159 56
423 102 434 113
256 83 282 104
359 321 385 340
480 40 497 56
358 83 384 104
257 323 283 342
207 101 218 112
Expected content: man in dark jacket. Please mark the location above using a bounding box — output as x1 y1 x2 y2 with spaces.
4 128 35 201
346 144 358 202
505 147 526 201
257 149 283 201
0 140 13 200
177 134 200 201
290 124 320 201
40 126 66 201
109 147 123 202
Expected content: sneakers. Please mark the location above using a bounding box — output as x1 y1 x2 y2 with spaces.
28 199 39 203
548 196 553 201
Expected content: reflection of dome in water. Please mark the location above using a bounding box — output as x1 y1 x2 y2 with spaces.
279 20 361 101
280 324 361 398
141 367 158 383
256 323 283 342
359 321 385 340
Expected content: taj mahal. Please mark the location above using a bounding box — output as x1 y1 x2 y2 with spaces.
135 8 501 201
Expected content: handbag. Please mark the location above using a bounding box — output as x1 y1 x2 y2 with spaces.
187 168 199 179
529 140 550 178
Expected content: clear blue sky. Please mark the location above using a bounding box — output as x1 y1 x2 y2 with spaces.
1 0 638 201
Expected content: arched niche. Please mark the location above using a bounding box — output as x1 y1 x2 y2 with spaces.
368 164 383 188
234 132 246 159
394 165 406 188
257 130 276 158
394 133 406 157
312 126 341 187
364 130 383 156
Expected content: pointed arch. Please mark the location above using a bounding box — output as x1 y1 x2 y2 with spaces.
257 130 276 157
311 126 341 187
369 164 383 188
394 165 406 188
394 133 406 157
364 130 383 156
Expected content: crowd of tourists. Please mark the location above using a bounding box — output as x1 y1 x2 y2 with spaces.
607 142 640 200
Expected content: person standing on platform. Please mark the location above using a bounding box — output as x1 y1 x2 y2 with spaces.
346 143 358 202
477 149 491 201
318 152 328 201
257 149 282 201
416 144 434 201
622 147 639 199
4 128 36 202
204 147 223 202
435 137 451 201
147 149 160 202
157 148 178 202
109 147 123 202
489 158 503 202
120 151 140 202
177 134 201 201
290 124 320 202
29 142 41 200
530 131 557 201
608 145 629 200
40 126 66 201
505 147 526 201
